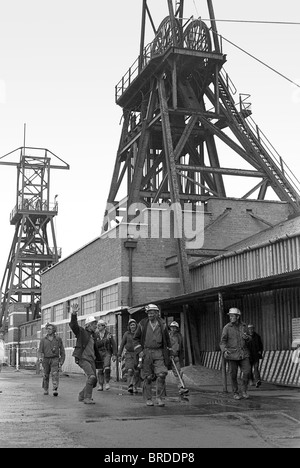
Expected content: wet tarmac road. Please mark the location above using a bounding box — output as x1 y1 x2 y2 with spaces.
0 368 299 448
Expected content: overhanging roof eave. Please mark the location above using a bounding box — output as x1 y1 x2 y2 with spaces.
155 270 300 308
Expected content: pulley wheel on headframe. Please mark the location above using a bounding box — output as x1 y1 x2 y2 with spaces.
183 19 211 52
151 16 183 56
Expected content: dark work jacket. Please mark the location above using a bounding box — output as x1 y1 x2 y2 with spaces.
69 313 101 362
247 332 263 362
95 329 117 355
133 317 171 368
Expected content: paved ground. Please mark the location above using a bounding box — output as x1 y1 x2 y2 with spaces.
0 365 299 450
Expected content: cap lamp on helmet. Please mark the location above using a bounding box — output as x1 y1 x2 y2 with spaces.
228 307 241 316
145 304 159 312
98 319 106 326
170 321 179 328
84 316 97 327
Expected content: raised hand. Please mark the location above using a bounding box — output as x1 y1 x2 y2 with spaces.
71 303 79 314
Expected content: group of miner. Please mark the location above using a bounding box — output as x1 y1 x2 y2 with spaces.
38 304 263 405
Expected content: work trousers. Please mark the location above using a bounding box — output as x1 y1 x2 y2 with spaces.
97 351 112 385
77 358 97 400
124 351 140 388
249 359 261 383
142 349 167 400
228 357 251 394
42 357 60 391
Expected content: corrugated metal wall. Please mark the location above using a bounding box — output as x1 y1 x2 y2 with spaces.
199 350 300 386
194 287 300 352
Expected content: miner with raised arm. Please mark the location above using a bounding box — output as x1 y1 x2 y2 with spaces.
69 303 101 405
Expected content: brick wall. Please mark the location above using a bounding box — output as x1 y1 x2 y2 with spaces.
42 223 181 309
42 199 290 309
202 198 291 250
42 235 123 305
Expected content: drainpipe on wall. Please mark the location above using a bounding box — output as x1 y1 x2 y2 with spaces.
124 236 138 307
14 324 21 372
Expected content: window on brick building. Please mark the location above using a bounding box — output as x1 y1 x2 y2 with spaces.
82 292 96 315
53 303 64 322
55 324 64 342
42 307 51 325
100 284 118 311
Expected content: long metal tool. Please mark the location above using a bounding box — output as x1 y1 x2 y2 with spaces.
170 356 189 394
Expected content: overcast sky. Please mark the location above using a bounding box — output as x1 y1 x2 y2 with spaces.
0 0 299 283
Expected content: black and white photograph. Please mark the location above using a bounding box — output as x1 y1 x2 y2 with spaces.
0 0 299 451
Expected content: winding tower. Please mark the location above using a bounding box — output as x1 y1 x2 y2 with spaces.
0 146 69 329
102 0 300 294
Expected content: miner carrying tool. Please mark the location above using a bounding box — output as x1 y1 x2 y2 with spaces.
169 321 189 395
133 304 174 407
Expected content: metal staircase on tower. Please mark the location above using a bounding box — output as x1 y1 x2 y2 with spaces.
217 74 299 208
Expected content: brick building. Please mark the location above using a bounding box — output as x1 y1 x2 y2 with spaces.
4 197 298 387
37 198 290 375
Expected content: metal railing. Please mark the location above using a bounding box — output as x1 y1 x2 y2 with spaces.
115 42 153 102
219 69 300 200
10 201 58 222
115 17 219 102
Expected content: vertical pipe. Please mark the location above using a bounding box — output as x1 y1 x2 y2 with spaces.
218 291 227 392
16 344 20 371
115 314 119 382
139 0 147 71
23 123 26 149
167 0 178 46
125 238 137 306
214 64 220 114
172 60 177 109
128 248 133 307
207 0 220 53
177 1 184 26
183 305 193 364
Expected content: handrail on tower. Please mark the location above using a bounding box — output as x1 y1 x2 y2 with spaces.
115 16 221 103
0 145 70 329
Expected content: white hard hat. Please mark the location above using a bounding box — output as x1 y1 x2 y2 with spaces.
145 304 159 312
128 319 137 325
228 307 241 316
85 316 97 327
170 321 179 328
98 319 106 326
